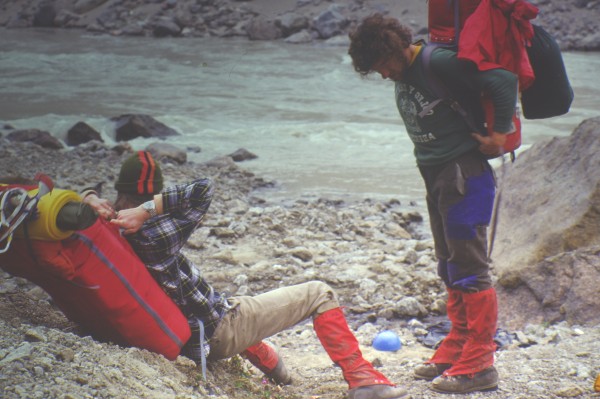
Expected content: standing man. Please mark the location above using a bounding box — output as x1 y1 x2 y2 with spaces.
83 150 407 399
348 14 518 394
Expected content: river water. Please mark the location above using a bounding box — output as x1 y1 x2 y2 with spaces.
1 28 598 205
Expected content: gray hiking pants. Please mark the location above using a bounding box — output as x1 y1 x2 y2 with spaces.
419 150 496 292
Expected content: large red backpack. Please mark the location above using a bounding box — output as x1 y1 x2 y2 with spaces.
428 0 573 123
0 217 191 360
428 0 482 45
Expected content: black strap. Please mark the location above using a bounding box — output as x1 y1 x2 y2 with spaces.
420 44 480 134
453 0 460 44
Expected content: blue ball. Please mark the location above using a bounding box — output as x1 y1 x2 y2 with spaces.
372 330 402 352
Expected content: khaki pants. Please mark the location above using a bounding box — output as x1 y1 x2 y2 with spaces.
207 281 339 360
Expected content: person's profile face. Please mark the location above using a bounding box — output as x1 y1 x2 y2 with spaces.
372 52 408 81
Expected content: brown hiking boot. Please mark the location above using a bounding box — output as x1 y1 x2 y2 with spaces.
348 384 407 399
414 363 451 381
431 366 498 393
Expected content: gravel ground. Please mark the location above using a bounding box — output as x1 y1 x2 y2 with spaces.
0 140 599 399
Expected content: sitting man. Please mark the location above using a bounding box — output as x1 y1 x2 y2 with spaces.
82 151 407 399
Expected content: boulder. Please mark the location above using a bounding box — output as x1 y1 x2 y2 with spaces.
145 142 187 164
6 129 63 149
312 6 349 39
245 16 282 40
54 10 81 28
275 12 309 37
111 114 179 141
228 148 257 162
284 29 316 44
151 17 182 37
32 3 56 27
580 32 600 51
66 122 103 146
492 117 600 328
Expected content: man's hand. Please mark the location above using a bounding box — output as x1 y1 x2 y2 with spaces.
110 206 149 235
472 131 507 157
82 192 116 220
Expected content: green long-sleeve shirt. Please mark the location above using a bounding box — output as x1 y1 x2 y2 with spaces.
395 45 518 166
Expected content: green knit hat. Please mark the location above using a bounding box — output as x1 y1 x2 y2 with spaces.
114 151 163 195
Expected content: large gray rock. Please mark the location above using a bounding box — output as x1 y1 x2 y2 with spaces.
312 6 349 39
151 17 182 37
111 114 180 141
275 12 309 37
6 129 63 149
245 16 282 40
66 121 103 146
492 117 600 328
145 142 187 165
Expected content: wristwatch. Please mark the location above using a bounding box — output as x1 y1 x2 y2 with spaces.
142 200 157 218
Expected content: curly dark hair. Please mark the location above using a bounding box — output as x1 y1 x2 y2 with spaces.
348 13 413 76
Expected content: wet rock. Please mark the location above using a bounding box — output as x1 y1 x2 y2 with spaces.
6 129 63 149
66 121 103 146
312 5 349 39
275 12 309 36
284 29 315 43
111 114 180 141
246 16 282 40
152 17 182 37
228 148 258 162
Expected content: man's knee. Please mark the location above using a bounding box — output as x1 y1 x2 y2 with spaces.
304 281 339 313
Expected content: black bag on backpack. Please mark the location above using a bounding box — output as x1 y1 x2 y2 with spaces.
521 24 574 120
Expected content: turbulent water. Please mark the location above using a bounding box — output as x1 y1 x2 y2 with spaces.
1 28 599 204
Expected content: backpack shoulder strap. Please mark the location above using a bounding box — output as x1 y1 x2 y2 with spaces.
420 44 451 104
419 43 480 133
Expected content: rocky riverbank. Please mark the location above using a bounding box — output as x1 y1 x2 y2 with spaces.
1 0 599 50
1 138 599 398
1 0 600 396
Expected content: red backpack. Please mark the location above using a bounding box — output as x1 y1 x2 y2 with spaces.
426 0 573 157
0 217 191 360
421 44 522 159
428 0 482 44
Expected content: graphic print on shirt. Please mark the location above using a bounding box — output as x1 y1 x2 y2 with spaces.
395 82 437 144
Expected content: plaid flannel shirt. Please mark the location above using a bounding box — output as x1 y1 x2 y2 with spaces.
124 178 230 362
